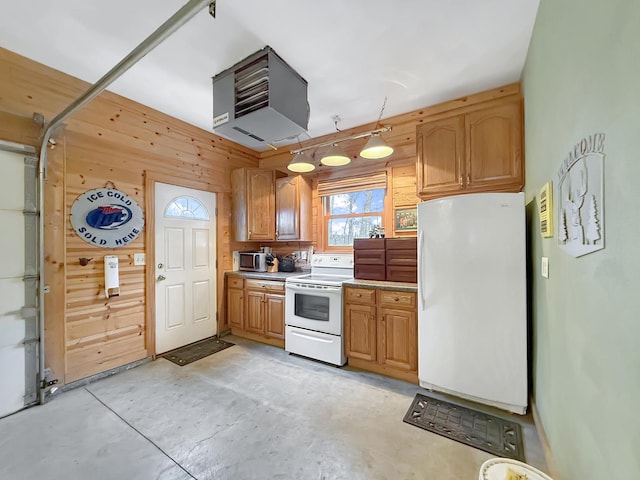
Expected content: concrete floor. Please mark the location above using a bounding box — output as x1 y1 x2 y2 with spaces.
0 336 548 479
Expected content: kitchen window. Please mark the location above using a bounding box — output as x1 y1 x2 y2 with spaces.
318 172 388 250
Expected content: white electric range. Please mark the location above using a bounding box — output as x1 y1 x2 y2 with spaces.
284 253 354 366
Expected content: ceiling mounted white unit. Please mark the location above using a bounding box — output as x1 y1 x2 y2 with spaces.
212 46 309 149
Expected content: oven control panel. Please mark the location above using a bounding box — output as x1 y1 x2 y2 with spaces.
311 253 354 267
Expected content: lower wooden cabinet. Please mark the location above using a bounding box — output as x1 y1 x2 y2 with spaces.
227 287 244 330
344 303 377 362
226 276 285 347
344 287 418 383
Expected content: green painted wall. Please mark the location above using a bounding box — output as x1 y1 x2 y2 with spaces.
522 0 640 478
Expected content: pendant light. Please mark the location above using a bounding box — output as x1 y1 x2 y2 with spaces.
320 144 351 166
287 151 315 172
359 133 394 159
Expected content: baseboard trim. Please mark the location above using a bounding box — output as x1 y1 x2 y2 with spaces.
58 357 153 394
530 397 559 479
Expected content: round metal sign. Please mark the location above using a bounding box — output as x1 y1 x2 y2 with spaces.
70 188 144 248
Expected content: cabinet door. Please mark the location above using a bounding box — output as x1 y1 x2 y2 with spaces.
416 115 465 197
344 303 377 362
378 307 417 372
245 290 265 334
227 288 244 330
264 293 285 339
275 176 299 241
465 99 523 191
247 169 275 240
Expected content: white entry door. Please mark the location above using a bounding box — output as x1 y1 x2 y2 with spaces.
0 146 38 418
155 183 217 354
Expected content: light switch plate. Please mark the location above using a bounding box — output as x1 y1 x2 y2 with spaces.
134 253 146 266
541 257 549 278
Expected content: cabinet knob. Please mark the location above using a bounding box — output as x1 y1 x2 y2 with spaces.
394 297 400 302
356 293 361 297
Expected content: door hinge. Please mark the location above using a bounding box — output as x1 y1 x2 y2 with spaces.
215 207 218 217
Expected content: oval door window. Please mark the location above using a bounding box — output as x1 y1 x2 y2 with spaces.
164 196 209 220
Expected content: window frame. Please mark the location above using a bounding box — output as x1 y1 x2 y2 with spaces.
321 187 387 252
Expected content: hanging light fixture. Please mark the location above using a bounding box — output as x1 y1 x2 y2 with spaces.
321 144 351 166
287 151 316 172
289 126 393 170
359 133 394 159
288 98 394 170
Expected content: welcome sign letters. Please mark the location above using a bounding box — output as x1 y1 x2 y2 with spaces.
71 188 144 248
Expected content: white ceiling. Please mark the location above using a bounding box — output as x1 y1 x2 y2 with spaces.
0 0 540 150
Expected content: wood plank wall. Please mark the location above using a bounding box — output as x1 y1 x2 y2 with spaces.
0 47 259 383
0 45 520 384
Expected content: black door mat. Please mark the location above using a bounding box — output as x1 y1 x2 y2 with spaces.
403 393 525 461
161 337 234 366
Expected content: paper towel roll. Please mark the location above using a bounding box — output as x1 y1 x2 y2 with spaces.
104 255 120 298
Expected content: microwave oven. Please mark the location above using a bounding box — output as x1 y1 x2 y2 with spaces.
237 251 268 272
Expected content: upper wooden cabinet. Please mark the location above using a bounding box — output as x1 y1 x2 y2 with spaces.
417 97 524 199
231 168 275 241
275 175 312 241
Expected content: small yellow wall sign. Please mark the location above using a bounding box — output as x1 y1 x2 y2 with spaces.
539 182 553 238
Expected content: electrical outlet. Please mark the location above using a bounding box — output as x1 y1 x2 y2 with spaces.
134 253 146 266
541 257 549 278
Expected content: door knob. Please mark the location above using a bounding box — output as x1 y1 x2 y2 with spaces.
157 274 166 281
157 263 164 269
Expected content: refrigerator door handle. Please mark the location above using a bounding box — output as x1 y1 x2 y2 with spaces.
418 230 426 307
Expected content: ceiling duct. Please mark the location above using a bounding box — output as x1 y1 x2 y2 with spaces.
212 46 309 149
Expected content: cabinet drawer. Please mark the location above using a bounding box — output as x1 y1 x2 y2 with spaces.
386 238 417 250
378 290 416 309
228 277 244 289
354 238 385 250
354 264 386 281
345 287 376 305
354 249 385 264
245 279 285 293
386 265 417 283
385 249 417 266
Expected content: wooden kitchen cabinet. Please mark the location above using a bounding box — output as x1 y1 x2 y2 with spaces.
227 278 244 330
378 307 417 372
416 97 523 199
344 303 377 362
275 175 312 241
344 286 418 383
231 168 275 241
245 290 266 334
264 294 285 339
227 276 285 347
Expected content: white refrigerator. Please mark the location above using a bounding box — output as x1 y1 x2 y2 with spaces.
417 192 527 414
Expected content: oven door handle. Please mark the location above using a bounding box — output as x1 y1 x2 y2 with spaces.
286 283 342 294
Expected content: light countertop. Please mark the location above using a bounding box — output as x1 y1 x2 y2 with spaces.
225 271 304 281
226 271 418 291
342 278 418 292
